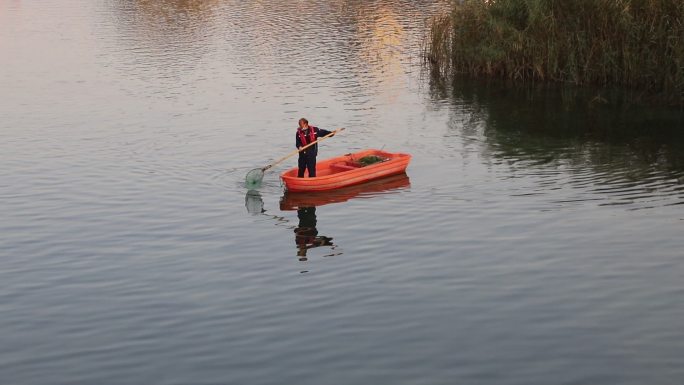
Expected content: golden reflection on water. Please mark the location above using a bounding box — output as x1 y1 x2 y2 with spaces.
105 0 447 99
107 0 220 65
132 0 220 20
355 5 407 103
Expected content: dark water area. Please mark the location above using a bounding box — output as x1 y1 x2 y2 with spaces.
2 1 684 385
429 77 684 208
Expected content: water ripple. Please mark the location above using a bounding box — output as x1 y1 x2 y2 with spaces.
2 1 684 385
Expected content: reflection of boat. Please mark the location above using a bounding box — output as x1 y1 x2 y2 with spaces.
280 149 411 192
280 173 410 210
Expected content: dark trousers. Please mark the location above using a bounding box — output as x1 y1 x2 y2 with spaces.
297 153 316 177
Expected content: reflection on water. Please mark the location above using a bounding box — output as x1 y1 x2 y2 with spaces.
106 0 220 80
100 0 450 120
279 174 410 262
443 78 684 166
431 76 684 210
293 207 334 262
280 173 411 210
245 189 265 215
245 189 337 262
278 174 410 262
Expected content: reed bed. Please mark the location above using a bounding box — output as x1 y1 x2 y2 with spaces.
425 0 684 105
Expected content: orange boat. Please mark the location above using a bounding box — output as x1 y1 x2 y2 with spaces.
280 173 410 210
280 149 412 192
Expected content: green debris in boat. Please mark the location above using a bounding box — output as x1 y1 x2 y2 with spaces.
357 155 386 166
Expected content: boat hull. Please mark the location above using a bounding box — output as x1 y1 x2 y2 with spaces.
280 149 411 192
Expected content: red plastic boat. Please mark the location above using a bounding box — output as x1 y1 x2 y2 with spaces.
280 149 412 192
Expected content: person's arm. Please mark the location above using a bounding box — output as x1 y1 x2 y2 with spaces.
296 133 302 149
316 128 334 137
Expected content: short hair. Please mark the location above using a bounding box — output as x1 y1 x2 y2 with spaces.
299 118 308 125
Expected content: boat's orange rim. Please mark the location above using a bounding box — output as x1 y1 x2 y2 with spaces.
281 153 411 180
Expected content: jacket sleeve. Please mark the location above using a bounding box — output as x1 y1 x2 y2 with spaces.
317 128 333 137
295 132 302 148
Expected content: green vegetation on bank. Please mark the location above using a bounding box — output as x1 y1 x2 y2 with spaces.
425 0 684 105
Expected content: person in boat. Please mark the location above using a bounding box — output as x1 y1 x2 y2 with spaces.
296 118 334 178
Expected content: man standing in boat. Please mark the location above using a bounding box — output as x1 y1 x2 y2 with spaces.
296 118 334 178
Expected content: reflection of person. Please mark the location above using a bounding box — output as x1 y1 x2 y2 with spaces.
294 207 333 261
295 118 334 178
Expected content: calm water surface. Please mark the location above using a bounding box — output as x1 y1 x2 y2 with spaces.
2 1 684 384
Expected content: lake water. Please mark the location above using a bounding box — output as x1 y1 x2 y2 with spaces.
2 1 684 384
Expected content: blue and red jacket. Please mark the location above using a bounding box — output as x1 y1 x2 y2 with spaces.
295 126 333 157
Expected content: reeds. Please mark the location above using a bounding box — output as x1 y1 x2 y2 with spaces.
425 0 684 105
